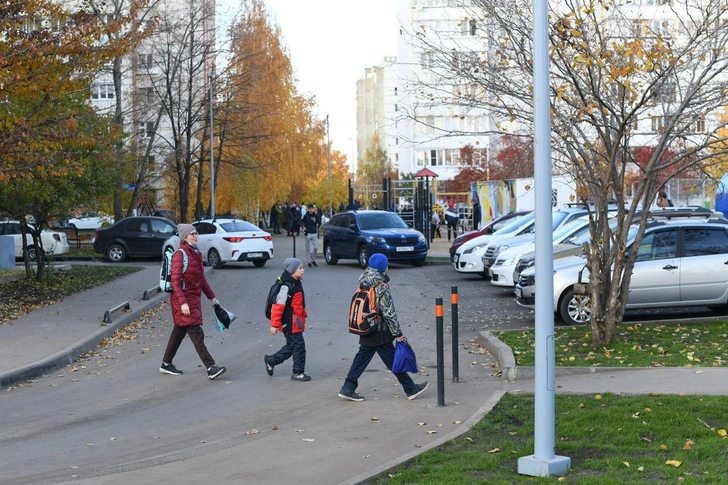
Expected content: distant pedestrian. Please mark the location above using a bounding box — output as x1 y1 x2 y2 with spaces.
291 203 302 236
264 258 311 381
338 254 428 401
302 205 320 267
282 203 292 236
430 209 441 242
444 202 458 242
160 224 227 380
339 201 346 213
270 203 281 234
657 191 673 208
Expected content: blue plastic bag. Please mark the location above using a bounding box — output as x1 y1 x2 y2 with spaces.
214 304 236 332
392 339 418 374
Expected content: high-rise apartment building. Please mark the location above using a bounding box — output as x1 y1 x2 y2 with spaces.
356 57 398 174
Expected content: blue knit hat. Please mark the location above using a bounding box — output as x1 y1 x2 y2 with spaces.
368 253 388 272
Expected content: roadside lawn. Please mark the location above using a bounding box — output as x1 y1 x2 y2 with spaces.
367 392 728 484
0 265 141 324
494 322 728 368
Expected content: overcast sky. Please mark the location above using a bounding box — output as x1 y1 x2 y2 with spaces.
219 0 399 163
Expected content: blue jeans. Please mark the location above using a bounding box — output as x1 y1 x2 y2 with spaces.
342 343 416 394
270 333 306 374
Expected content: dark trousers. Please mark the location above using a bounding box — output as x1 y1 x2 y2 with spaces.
272 220 280 234
447 221 457 241
342 343 416 395
163 324 215 369
270 332 306 374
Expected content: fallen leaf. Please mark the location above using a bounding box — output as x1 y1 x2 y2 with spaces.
246 429 260 435
272 425 278 430
659 444 668 451
302 438 315 442
638 466 644 472
594 394 602 400
717 429 727 437
464 437 474 442
665 459 681 467
641 437 652 443
418 422 426 426
683 440 695 450
295 429 304 433
363 454 371 458
453 420 463 425
371 417 381 423
623 462 630 467
426 430 437 434
488 448 500 453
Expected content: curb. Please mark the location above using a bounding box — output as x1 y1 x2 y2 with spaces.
341 390 507 485
477 330 517 381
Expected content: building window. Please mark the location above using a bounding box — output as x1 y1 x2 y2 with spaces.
651 115 664 132
138 53 153 69
137 87 155 103
91 83 115 100
694 114 706 133
139 121 155 138
394 104 398 112
469 20 477 36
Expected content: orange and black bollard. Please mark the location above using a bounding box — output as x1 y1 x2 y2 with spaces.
436 297 445 407
451 286 459 382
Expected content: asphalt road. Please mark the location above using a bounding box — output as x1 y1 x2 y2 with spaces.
0 258 506 485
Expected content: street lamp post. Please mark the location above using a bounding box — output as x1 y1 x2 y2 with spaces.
209 72 215 219
327 115 332 218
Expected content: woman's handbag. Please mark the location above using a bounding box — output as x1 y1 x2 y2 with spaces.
392 339 418 374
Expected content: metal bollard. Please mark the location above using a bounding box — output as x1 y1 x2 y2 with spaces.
436 297 445 407
451 285 459 383
142 285 161 300
103 301 131 323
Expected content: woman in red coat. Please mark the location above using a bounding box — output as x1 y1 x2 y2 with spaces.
160 224 227 380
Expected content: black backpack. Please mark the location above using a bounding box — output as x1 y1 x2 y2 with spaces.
265 277 293 319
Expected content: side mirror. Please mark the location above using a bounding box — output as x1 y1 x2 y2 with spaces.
348 223 358 231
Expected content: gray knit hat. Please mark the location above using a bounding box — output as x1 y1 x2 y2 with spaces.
284 257 302 274
177 223 195 241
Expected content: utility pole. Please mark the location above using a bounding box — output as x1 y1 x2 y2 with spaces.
327 115 332 218
209 72 215 219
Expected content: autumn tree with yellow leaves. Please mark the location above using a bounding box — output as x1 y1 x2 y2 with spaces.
0 0 151 279
404 0 728 343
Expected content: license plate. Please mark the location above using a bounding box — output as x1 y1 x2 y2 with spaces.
515 287 522 299
396 246 414 252
247 252 263 258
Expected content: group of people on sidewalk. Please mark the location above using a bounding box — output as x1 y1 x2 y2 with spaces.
270 202 323 267
159 223 428 401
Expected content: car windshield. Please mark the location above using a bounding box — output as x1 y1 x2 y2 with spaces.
493 213 535 234
357 212 408 230
567 218 623 245
219 220 260 232
551 218 587 242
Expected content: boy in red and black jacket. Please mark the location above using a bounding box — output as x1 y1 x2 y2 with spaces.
264 258 310 381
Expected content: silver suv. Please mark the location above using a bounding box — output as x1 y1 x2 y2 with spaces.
515 208 728 325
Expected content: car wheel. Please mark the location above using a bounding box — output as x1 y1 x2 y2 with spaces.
26 246 37 261
207 248 223 269
559 288 591 326
358 246 370 269
106 244 126 262
412 258 425 267
324 244 338 265
253 260 266 268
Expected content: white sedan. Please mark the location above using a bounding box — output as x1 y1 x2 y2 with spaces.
66 213 114 230
0 221 70 260
163 218 273 268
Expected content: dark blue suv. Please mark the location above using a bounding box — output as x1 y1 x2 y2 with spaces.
323 211 428 268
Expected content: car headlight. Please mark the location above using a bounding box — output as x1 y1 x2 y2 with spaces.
463 244 485 255
418 234 426 243
367 236 385 244
494 245 509 256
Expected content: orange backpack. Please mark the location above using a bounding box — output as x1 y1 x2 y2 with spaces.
348 285 380 335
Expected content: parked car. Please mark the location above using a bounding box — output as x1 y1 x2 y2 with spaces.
0 221 70 260
93 216 176 262
323 210 428 268
515 207 728 325
162 218 273 268
453 206 590 277
449 210 530 260
487 216 594 287
65 212 114 230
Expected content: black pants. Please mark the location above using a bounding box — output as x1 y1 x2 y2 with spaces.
341 343 416 394
270 332 306 374
447 221 457 241
163 324 215 369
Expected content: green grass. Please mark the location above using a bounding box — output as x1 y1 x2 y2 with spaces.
368 393 728 484
0 265 141 323
494 322 728 368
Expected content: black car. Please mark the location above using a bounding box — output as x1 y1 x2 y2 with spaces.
323 210 428 268
93 216 177 262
